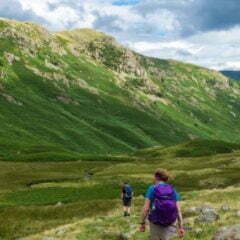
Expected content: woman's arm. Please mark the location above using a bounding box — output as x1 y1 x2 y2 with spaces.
176 202 185 237
140 199 151 232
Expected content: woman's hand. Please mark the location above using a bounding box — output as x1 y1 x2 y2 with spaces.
140 200 150 233
139 223 146 232
176 202 185 238
178 228 185 238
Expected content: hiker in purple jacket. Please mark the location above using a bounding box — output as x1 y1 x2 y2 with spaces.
139 169 185 240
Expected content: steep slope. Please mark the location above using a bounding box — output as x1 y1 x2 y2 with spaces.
1 18 240 158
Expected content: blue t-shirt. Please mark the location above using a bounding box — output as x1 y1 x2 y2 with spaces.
145 182 181 205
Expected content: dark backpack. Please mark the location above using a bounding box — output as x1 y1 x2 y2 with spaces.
148 184 178 226
124 185 133 199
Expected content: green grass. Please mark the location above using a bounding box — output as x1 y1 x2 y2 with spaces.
0 19 240 240
1 186 117 206
0 139 238 238
74 187 240 240
0 200 118 239
0 19 240 159
136 139 240 158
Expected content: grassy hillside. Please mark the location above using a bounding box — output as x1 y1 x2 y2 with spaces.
0 18 240 159
136 139 240 158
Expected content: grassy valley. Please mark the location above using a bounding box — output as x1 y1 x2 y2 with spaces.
0 18 240 239
0 139 238 239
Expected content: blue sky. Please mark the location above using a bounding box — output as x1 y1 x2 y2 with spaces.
113 0 140 6
1 0 240 70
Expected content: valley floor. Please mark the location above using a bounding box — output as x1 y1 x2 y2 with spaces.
22 187 240 240
0 140 239 239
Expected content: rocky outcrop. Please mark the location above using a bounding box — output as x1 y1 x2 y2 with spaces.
4 52 19 65
195 206 220 223
56 96 79 105
213 224 240 240
0 19 66 57
1 93 23 106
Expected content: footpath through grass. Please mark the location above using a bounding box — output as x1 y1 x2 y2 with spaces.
0 140 239 239
23 187 240 240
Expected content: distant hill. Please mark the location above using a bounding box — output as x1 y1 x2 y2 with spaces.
1 18 240 160
135 139 240 158
221 70 240 80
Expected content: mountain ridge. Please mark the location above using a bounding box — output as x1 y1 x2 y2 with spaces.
1 18 240 159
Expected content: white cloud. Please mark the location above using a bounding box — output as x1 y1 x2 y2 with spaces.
125 26 240 70
214 62 240 71
1 0 240 70
129 41 195 52
19 0 96 30
0 0 46 24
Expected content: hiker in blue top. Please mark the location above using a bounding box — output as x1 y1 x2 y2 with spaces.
140 169 185 240
121 182 133 217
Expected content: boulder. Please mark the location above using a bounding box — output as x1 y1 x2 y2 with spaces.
213 224 240 240
221 205 231 211
4 52 16 65
55 228 67 237
56 202 62 207
195 206 219 223
236 211 240 217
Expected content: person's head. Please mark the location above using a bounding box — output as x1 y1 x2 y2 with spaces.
154 168 170 182
122 181 128 188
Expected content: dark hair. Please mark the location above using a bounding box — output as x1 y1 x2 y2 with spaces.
154 169 170 182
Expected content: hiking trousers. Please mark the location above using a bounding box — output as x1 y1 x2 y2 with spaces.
150 222 177 240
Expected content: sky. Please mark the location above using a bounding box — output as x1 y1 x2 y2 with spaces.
0 0 240 70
